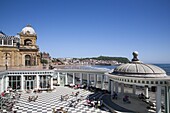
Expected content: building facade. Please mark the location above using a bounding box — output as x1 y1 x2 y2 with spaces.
0 25 40 68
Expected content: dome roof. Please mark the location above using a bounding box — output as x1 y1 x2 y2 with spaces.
21 24 36 35
112 52 167 78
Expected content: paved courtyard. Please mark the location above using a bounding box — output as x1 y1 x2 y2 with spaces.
10 86 110 113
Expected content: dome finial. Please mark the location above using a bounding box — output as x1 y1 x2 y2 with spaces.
27 24 32 27
132 51 139 62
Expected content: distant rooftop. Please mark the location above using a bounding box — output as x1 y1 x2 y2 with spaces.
0 31 6 36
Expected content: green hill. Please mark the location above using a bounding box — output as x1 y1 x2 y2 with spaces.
81 56 130 63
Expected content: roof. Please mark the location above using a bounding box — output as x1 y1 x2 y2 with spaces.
21 24 36 35
0 31 6 36
112 52 167 78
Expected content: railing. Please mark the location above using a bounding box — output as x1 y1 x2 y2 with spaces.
0 66 45 71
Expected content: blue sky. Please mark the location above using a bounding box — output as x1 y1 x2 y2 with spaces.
0 0 170 63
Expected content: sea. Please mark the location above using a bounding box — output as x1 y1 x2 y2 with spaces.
90 64 170 76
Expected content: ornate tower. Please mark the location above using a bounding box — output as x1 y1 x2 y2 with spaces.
19 24 40 66
19 24 37 48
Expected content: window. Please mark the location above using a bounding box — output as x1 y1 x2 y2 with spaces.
4 39 7 45
25 55 31 66
8 76 21 90
3 39 12 45
40 75 51 88
0 39 2 45
8 39 12 45
24 39 32 46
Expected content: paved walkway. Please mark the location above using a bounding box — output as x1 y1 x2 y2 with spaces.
2 86 160 113
101 94 134 113
6 86 110 113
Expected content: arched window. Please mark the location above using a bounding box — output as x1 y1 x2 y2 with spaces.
25 55 31 66
24 39 32 46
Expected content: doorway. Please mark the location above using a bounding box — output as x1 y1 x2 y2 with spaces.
25 80 34 90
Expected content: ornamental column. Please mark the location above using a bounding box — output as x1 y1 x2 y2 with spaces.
65 73 68 85
0 77 4 93
115 82 119 93
50 75 53 89
101 75 104 89
5 76 9 90
133 85 136 95
94 74 97 88
57 72 60 85
111 81 114 95
87 74 90 87
73 73 75 85
165 86 170 113
121 83 124 96
108 79 111 92
144 85 149 98
80 73 83 85
21 74 24 91
156 85 162 113
36 74 39 89
2 39 4 46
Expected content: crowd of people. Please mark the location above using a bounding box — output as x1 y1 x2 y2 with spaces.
86 98 103 108
0 86 21 112
112 91 131 104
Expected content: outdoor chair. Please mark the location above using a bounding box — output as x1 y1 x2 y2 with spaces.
33 96 38 102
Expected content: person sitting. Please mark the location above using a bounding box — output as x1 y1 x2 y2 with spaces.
9 87 12 92
86 99 93 107
74 85 78 89
1 90 5 97
75 91 79 97
28 96 32 102
97 100 101 108
112 92 118 99
123 95 131 103
138 93 150 100
94 100 98 108
6 89 9 94
61 95 63 101
78 84 81 88
138 93 145 99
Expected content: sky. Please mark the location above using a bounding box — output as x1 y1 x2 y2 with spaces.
0 0 170 63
